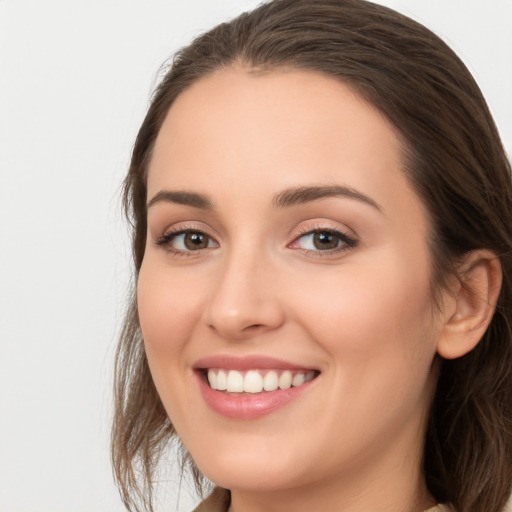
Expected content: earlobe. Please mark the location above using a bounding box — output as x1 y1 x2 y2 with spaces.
437 250 502 360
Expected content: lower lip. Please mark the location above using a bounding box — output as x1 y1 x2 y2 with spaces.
196 373 317 420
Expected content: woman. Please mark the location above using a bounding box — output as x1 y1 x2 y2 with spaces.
112 1 512 511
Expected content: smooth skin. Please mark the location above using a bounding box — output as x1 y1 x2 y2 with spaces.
137 68 501 512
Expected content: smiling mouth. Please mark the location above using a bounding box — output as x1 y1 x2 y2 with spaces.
204 368 319 394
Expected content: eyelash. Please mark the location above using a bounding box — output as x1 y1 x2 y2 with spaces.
155 226 217 257
154 225 358 257
289 226 358 256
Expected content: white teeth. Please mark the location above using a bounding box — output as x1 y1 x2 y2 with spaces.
263 371 279 391
207 369 217 390
207 368 316 393
216 369 227 391
243 370 263 393
278 370 293 390
292 372 305 387
226 370 244 392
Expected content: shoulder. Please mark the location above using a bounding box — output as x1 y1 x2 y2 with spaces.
192 487 230 512
192 494 454 512
424 505 455 512
193 494 453 512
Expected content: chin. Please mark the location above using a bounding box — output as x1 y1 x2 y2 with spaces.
189 438 309 492
201 464 300 493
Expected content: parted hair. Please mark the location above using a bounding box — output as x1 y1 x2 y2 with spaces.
112 1 512 511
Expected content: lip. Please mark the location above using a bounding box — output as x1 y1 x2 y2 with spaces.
193 355 319 420
193 354 317 372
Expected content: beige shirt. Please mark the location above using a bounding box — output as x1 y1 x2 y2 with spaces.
192 487 454 512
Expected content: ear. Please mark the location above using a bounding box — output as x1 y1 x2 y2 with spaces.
437 249 502 360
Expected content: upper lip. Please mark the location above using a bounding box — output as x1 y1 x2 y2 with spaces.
193 355 319 372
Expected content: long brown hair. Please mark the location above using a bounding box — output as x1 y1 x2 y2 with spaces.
112 1 512 511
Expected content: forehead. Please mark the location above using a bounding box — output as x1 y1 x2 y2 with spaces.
147 67 421 222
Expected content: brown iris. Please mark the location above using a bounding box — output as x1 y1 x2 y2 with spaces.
184 232 209 250
313 232 340 250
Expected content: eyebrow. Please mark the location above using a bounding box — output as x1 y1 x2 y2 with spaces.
147 190 213 210
272 185 382 211
147 185 381 212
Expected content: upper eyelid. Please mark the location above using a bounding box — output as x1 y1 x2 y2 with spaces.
161 227 217 242
291 228 357 245
153 219 358 245
159 221 219 239
153 222 220 251
292 220 358 239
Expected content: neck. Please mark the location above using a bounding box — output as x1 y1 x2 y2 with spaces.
229 472 434 512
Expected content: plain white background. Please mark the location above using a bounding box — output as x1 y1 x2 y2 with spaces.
0 1 510 511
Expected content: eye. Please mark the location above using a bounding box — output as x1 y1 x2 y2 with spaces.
290 228 357 253
156 229 218 253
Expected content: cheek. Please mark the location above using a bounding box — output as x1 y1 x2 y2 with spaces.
289 253 438 378
136 260 208 430
291 259 438 443
137 261 203 360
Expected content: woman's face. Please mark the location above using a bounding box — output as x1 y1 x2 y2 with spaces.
138 68 445 499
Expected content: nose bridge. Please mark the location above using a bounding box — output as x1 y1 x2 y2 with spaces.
203 237 284 339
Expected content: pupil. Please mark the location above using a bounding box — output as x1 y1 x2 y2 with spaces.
185 232 207 250
313 232 338 250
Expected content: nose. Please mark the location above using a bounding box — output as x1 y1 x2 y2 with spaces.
202 249 285 341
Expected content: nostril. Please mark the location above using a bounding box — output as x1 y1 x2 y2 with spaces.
204 295 285 338
207 322 264 333
245 323 264 330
